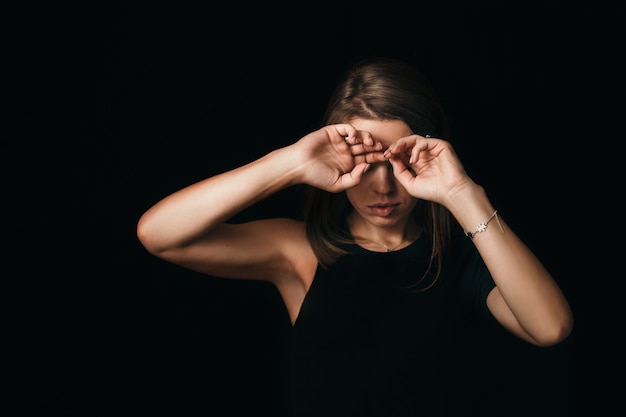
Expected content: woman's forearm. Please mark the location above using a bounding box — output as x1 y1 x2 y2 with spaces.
445 183 574 346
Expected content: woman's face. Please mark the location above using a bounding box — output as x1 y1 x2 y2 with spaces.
345 118 418 230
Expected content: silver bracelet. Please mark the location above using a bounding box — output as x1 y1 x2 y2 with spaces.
465 210 504 239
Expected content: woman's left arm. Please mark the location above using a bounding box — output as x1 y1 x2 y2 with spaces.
447 184 573 347
386 135 574 347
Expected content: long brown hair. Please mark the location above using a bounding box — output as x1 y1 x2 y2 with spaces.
303 57 459 290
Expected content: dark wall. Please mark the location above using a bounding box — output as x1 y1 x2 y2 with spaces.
3 1 598 416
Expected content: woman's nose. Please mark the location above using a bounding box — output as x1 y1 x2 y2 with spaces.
369 162 396 193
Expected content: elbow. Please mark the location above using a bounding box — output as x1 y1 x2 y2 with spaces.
136 215 163 257
533 314 575 348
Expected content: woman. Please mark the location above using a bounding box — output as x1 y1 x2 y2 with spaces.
137 57 573 416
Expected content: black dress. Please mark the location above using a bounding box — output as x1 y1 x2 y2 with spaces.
285 233 496 417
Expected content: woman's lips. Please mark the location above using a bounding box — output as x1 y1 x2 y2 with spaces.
368 204 397 217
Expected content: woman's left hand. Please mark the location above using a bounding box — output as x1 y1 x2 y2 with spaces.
384 135 473 204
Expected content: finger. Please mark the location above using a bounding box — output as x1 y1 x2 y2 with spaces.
337 163 370 189
354 151 387 165
350 142 385 165
408 136 444 164
388 157 416 188
345 130 376 147
332 124 358 143
355 130 375 146
348 141 383 155
384 135 434 163
383 139 412 159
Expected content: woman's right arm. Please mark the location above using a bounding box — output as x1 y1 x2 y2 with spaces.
136 124 384 281
136 145 306 281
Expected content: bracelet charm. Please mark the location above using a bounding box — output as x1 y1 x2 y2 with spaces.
465 210 504 239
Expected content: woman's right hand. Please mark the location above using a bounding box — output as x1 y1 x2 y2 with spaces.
290 124 385 192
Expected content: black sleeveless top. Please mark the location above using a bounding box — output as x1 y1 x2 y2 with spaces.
284 233 495 417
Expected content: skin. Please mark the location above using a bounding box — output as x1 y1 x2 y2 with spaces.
137 118 574 347
345 120 421 251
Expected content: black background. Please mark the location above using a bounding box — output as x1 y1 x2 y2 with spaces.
2 1 606 416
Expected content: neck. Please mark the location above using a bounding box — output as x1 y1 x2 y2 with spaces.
349 219 421 253
359 237 406 252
